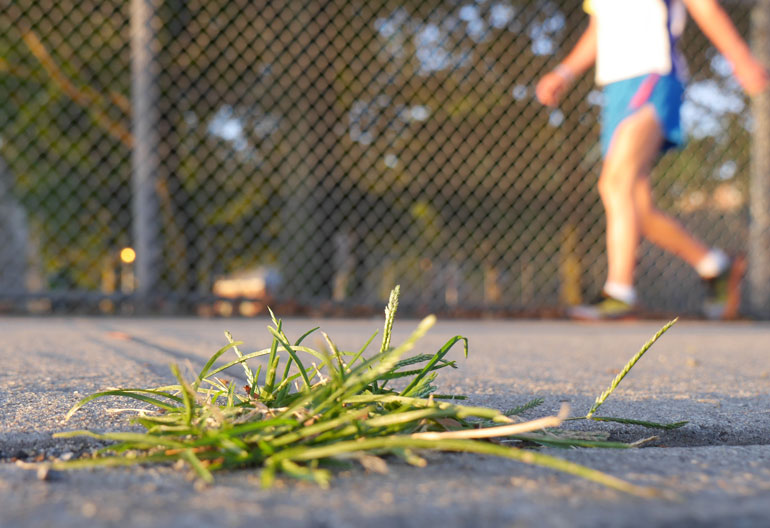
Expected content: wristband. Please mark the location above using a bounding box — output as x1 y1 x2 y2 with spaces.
553 64 576 83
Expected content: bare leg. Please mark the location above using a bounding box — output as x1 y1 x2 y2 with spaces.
598 105 664 287
588 105 736 319
633 176 710 267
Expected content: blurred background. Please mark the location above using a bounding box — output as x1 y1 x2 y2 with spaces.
2 0 770 317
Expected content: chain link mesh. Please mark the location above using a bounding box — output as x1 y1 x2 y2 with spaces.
1 0 766 316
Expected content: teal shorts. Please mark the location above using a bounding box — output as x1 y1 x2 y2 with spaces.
601 73 685 157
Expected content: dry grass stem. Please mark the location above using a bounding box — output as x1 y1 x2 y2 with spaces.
412 404 569 440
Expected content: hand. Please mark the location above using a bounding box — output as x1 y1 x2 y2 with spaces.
535 69 571 107
734 57 769 96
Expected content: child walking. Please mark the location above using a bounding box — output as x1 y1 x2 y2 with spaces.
536 0 768 319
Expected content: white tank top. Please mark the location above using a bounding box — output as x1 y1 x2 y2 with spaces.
584 0 688 85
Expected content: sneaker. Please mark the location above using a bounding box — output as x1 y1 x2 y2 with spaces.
703 255 746 320
568 293 636 321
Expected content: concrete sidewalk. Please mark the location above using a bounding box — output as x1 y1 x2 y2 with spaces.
1 317 769 527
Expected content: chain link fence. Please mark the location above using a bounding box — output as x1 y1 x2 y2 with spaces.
2 0 769 317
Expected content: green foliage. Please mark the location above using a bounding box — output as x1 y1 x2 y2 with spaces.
52 288 685 498
1 2 132 285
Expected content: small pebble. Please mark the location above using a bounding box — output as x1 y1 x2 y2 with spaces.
81 502 97 517
36 465 50 481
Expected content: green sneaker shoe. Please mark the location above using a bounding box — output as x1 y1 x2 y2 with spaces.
703 255 745 320
568 293 636 321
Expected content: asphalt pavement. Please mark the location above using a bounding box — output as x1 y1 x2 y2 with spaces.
1 316 769 527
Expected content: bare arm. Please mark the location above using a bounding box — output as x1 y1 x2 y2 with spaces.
684 0 768 94
536 17 598 107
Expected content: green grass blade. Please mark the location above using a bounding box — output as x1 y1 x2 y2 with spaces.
261 462 278 488
322 331 346 382
53 430 188 449
504 398 545 417
400 335 468 397
279 459 332 488
225 331 254 386
182 449 214 483
295 327 320 346
380 285 400 354
347 330 378 369
267 306 280 327
510 434 634 449
249 364 262 397
270 407 372 448
379 363 455 381
64 389 182 422
343 394 505 421
264 319 283 395
395 354 457 369
363 408 454 428
193 341 240 391
201 349 272 380
268 327 317 389
227 417 298 439
171 364 195 427
271 370 301 398
51 452 177 470
226 377 236 407
340 316 437 395
588 416 688 430
266 437 660 498
586 318 678 419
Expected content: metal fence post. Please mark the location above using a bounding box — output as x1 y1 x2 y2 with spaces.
750 0 770 318
130 0 162 310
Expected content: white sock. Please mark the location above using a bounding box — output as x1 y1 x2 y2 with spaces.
695 249 729 279
603 282 637 305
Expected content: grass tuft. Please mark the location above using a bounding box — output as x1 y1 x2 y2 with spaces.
53 288 682 498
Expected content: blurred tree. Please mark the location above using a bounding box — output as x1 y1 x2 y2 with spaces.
1 0 132 291
0 0 756 310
